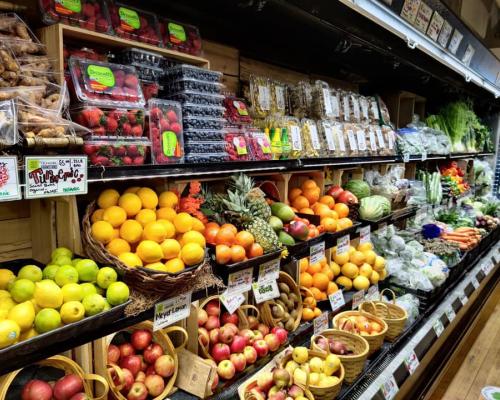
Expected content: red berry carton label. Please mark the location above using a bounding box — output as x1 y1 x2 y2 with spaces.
83 139 150 167
223 127 251 161
159 18 202 56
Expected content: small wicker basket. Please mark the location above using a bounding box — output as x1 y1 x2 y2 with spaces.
242 380 314 400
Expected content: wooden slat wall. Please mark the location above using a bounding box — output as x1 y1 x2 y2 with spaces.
0 200 32 262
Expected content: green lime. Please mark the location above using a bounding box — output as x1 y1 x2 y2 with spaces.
51 247 73 260
52 255 73 266
102 299 111 311
18 265 43 282
74 259 99 282
61 283 83 302
34 308 61 333
10 279 35 303
82 294 105 316
54 265 79 287
96 267 117 289
71 258 82 267
42 264 60 280
80 283 97 297
106 282 129 306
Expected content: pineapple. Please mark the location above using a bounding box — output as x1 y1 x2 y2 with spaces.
230 174 271 221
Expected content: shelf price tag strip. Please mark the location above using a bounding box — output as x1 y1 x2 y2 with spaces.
359 225 371 244
0 156 21 202
337 235 350 255
220 290 245 315
329 290 345 311
446 306 456 322
258 259 280 283
433 318 444 337
403 350 419 375
314 311 329 335
310 241 326 265
380 375 399 400
153 290 192 331
366 284 379 301
352 290 365 310
227 267 253 295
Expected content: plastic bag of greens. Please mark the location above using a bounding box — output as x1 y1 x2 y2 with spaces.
395 294 420 325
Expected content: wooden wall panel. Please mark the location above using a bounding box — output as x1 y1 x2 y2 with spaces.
203 40 239 76
240 57 309 84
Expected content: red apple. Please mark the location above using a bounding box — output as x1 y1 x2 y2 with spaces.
218 325 235 344
69 394 89 400
121 368 134 393
217 360 235 380
252 330 264 342
211 343 230 363
205 300 220 316
257 371 274 392
198 309 208 326
253 340 269 358
205 315 220 330
239 329 254 344
271 327 288 345
120 355 142 377
209 328 220 345
131 329 152 350
144 374 165 397
273 368 291 388
22 380 53 400
230 335 247 353
264 333 280 352
243 345 258 365
135 371 146 383
138 355 147 371
53 374 84 400
154 355 175 378
107 344 121 364
257 323 270 336
143 343 163 364
230 353 247 372
145 366 156 376
247 315 259 329
127 382 147 400
223 322 239 335
221 312 239 325
119 343 135 358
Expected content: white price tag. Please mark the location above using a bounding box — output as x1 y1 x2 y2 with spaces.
337 235 350 255
378 223 388 236
0 156 21 202
324 125 336 151
258 259 280 283
426 11 444 41
360 97 369 121
347 130 358 151
414 2 432 33
258 85 271 110
331 93 340 118
291 126 302 151
356 130 367 151
438 20 453 48
403 153 410 163
310 241 325 265
404 350 419 375
314 312 329 335
352 290 365 310
400 0 421 23
309 124 321 150
366 284 379 301
482 263 490 275
153 291 192 331
275 86 285 110
335 126 346 152
446 307 456 322
387 130 395 150
322 88 333 115
252 280 280 304
227 267 253 295
462 44 475 66
369 128 377 151
359 225 371 244
471 277 480 290
352 96 361 121
376 128 386 148
433 319 444 337
342 96 350 122
329 290 345 311
421 150 427 161
220 291 245 314
459 292 468 306
380 375 399 400
448 29 463 54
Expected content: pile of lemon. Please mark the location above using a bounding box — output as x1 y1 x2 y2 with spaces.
330 242 387 291
91 187 206 273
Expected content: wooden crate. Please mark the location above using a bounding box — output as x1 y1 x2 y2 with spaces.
329 167 364 188
285 171 325 205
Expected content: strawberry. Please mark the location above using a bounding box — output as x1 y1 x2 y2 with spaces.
84 16 96 31
170 122 182 134
83 144 97 155
92 126 105 136
82 108 101 127
122 87 138 99
133 156 145 165
97 145 112 156
96 17 109 32
114 145 126 156
166 110 178 123
122 122 132 136
127 111 137 124
82 2 95 18
150 127 160 139
124 74 139 89
106 117 118 134
122 156 133 165
139 16 148 28
90 155 109 166
159 119 170 132
131 125 143 137
110 87 124 100
127 145 139 157
114 70 125 87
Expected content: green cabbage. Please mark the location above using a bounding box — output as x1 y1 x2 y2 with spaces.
359 195 391 220
344 180 371 199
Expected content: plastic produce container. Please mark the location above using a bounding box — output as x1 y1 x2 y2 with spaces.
159 18 202 55
247 130 272 160
140 80 159 101
148 98 184 164
185 152 228 163
68 57 145 107
224 127 251 161
311 80 335 119
183 129 224 141
163 78 222 94
83 138 150 166
164 64 220 82
0 99 17 146
119 47 164 67
166 90 224 106
130 62 163 82
223 96 252 124
182 103 225 118
0 13 42 43
183 116 224 130
184 140 226 154
39 0 112 33
108 2 161 45
300 118 323 158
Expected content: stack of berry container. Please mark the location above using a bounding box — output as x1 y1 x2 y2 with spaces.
161 64 227 163
68 56 151 167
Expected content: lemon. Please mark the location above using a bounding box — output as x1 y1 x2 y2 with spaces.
34 308 61 333
181 231 206 248
124 186 141 194
374 256 386 272
42 264 60 280
74 259 99 282
8 301 35 331
335 276 353 291
80 282 97 297
0 319 20 348
0 269 15 290
0 290 10 299
370 270 380 285
144 262 167 272
156 207 176 222
137 187 159 210
143 221 169 243
0 297 16 320
105 238 130 257
329 262 341 277
97 189 120 209
55 265 79 287
160 239 181 260
173 213 193 233
158 191 178 208
52 255 73 266
136 241 163 263
18 265 43 282
180 243 204 266
191 218 205 232
10 279 35 303
119 193 142 217
164 258 185 273
119 220 143 244
60 301 85 324
363 250 377 265
349 251 366 266
34 280 63 308
379 268 387 280
103 206 127 228
51 247 73 260
61 283 83 302
156 220 175 239
340 262 359 279
82 294 105 316
359 263 373 278
91 220 114 244
333 252 349 266
135 209 157 227
118 252 143 268
106 282 129 306
348 246 356 255
357 242 373 252
19 327 38 341
91 209 104 223
96 267 117 289
353 275 370 291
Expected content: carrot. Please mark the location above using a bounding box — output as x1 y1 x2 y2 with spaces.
442 235 472 242
455 227 477 232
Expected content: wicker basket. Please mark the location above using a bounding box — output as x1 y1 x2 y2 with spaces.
242 380 314 400
359 289 407 342
106 321 187 400
82 201 214 295
310 329 369 383
258 272 302 332
0 355 108 400
280 349 344 400
332 311 387 356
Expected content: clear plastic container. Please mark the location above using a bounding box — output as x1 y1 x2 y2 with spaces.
359 96 370 123
183 116 224 130
140 80 159 101
369 96 380 122
165 90 224 106
290 81 312 118
300 118 322 158
223 96 252 124
284 116 302 159
0 99 17 146
163 64 221 82
247 130 272 160
185 153 228 163
164 78 222 94
108 2 161 45
224 127 251 161
0 45 19 87
397 127 424 156
249 75 270 118
311 80 334 119
355 124 368 156
343 123 359 156
119 47 164 67
0 37 47 56
0 81 68 114
183 129 224 141
270 80 287 115
148 99 183 164
317 119 337 157
39 0 112 33
131 63 163 82
83 139 150 166
182 102 225 118
184 140 226 154
350 93 361 123
0 13 40 42
68 57 145 107
159 18 202 56
367 125 379 155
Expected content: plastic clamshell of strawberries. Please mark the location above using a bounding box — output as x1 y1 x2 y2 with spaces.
84 138 150 167
158 18 202 55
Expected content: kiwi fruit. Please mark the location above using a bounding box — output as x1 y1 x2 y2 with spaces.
279 282 290 294
276 300 287 310
290 309 298 319
286 300 294 310
285 318 295 331
272 305 284 318
289 293 298 303
279 293 289 303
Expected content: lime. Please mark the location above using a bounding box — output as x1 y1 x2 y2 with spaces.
52 255 73 266
51 247 73 260
61 283 83 302
96 267 117 289
10 279 35 303
0 269 15 290
102 299 111 311
7 301 35 331
80 283 97 297
82 294 105 316
74 259 99 282
34 308 61 333
60 301 85 324
71 258 82 267
18 265 43 282
54 265 79 287
106 282 130 306
34 280 63 309
42 264 60 280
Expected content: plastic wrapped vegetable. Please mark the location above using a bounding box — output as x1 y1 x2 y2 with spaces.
359 195 391 220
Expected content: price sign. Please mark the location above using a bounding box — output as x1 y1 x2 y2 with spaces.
0 156 21 202
404 350 419 375
378 223 388 236
427 11 444 41
227 267 253 295
314 312 329 335
359 225 371 244
153 291 192 331
329 290 345 311
220 291 245 314
448 29 463 54
352 290 365 310
433 318 444 337
403 153 410 163
310 241 325 265
462 44 475 66
446 306 456 322
252 280 280 304
438 20 453 48
459 292 468 306
337 235 350 255
421 150 427 161
25 156 88 199
258 259 280 283
471 277 480 290
380 375 399 400
366 284 379 300
400 0 421 24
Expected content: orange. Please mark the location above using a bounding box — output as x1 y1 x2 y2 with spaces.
235 231 254 249
312 273 329 291
330 261 341 276
313 307 322 317
97 189 120 209
299 258 309 273
314 203 331 218
292 195 309 210
160 239 181 260
319 195 335 209
156 207 177 222
300 272 313 288
299 208 314 215
204 226 220 245
319 257 327 267
310 287 323 301
215 245 232 265
303 296 316 309
327 281 338 295
302 308 314 321
350 251 366 266
321 217 337 232
215 227 235 246
322 266 334 280
289 187 302 201
173 212 193 233
111 229 120 240
205 221 220 231
106 238 131 256
357 242 373 252
301 179 317 191
334 203 350 218
337 218 353 230
307 262 321 275
230 245 246 263
303 187 320 205
330 210 339 220
91 209 104 223
221 223 237 235
247 243 264 258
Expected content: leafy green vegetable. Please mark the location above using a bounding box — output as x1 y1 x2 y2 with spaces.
359 195 391 220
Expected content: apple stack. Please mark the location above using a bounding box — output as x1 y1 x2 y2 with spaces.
21 374 89 400
198 298 288 384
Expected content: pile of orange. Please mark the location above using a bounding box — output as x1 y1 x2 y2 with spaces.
206 222 264 265
288 179 354 233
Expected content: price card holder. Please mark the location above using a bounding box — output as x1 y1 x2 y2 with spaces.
471 277 480 290
227 267 253 295
329 290 345 311
403 153 410 163
380 375 399 400
310 241 325 265
366 284 379 301
252 281 280 304
433 318 444 337
403 350 419 375
337 235 350 255
0 156 21 202
445 306 456 323
459 292 468 307
220 291 245 314
153 291 192 331
258 259 280 283
352 290 365 310
378 223 388 236
359 225 371 244
314 312 329 335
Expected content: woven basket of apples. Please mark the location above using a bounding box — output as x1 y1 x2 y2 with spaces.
0 355 108 400
279 347 344 400
106 321 187 400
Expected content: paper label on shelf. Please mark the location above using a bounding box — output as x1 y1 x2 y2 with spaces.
387 130 395 149
380 375 399 400
421 150 427 161
227 267 253 295
471 277 480 289
371 100 380 120
258 259 280 283
0 157 21 202
118 7 140 30
462 44 475 66
433 319 444 337
25 156 87 199
314 312 329 335
337 235 350 255
427 11 444 41
360 98 369 121
459 292 468 306
376 128 386 148
275 86 286 111
369 128 378 151
310 241 325 265
352 290 365 310
400 0 421 23
322 88 333 115
324 125 336 151
446 306 456 322
356 130 367 151
414 2 433 33
55 0 82 14
366 284 379 300
290 126 302 151
234 136 248 155
378 223 388 236
496 72 500 87
359 225 371 244
329 290 345 311
258 85 271 111
342 95 350 121
404 350 419 375
331 94 340 118
220 291 245 314
347 130 358 151
309 124 321 150
403 153 410 163
438 20 453 48
448 30 464 54
352 96 361 121
153 291 192 331
167 22 187 43
335 126 346 152
252 280 280 304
